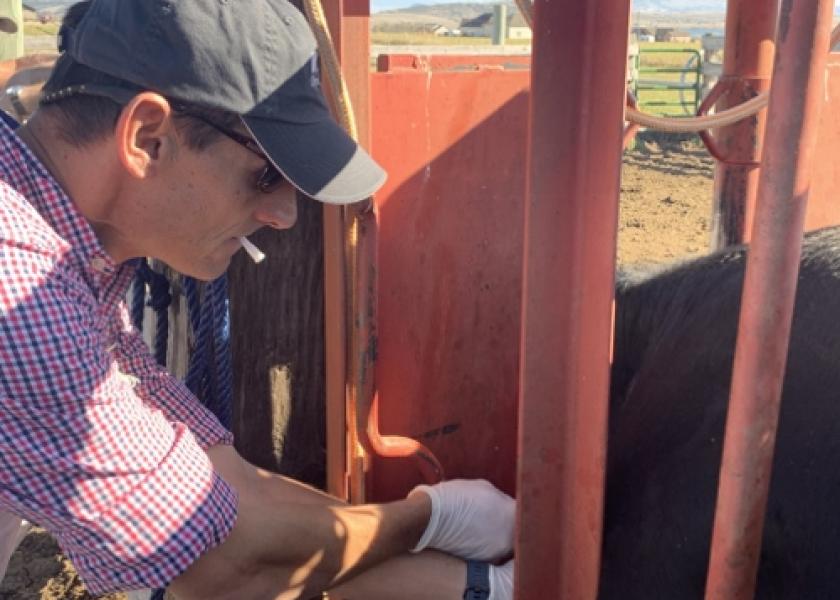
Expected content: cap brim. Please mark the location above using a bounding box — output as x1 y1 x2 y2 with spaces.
243 114 387 205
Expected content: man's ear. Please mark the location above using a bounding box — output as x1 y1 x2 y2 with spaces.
113 92 176 179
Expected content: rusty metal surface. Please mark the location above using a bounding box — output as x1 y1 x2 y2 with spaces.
805 53 840 230
322 0 371 501
347 203 445 498
377 53 531 72
369 61 530 501
623 91 641 151
515 0 630 598
704 1 835 598
698 81 762 167
324 205 348 499
709 0 776 249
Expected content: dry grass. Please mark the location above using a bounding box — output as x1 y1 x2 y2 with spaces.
371 31 530 46
23 22 59 37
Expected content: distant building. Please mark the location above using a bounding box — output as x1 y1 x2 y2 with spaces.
460 13 493 37
459 10 531 40
670 30 693 43
507 12 531 40
430 24 452 36
654 27 674 42
631 27 655 42
652 27 694 43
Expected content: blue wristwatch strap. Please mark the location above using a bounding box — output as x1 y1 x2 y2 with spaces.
464 560 491 600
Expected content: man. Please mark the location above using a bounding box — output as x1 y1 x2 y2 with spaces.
0 1 515 598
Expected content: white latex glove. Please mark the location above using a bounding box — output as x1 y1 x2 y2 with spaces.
409 478 515 561
490 559 514 600
0 511 30 583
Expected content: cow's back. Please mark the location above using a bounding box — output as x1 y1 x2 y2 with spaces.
602 226 840 599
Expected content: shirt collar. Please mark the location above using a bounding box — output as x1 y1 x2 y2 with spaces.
0 118 118 282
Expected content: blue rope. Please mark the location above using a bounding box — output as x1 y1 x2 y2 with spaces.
209 275 233 429
130 259 171 365
183 276 202 337
147 271 171 366
183 277 213 400
130 259 148 330
182 275 234 421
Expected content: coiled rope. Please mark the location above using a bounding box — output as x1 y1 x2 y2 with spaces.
130 258 171 366
131 265 233 427
181 275 234 429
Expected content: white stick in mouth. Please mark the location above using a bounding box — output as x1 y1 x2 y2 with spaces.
238 236 266 263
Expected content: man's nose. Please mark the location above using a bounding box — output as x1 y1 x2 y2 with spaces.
254 186 298 230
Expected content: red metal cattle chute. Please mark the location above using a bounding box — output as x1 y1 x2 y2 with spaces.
316 0 840 598
709 0 776 249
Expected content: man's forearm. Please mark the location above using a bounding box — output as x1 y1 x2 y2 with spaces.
230 448 432 587
169 445 432 599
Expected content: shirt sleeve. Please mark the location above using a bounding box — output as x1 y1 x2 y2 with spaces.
0 244 237 594
108 299 234 450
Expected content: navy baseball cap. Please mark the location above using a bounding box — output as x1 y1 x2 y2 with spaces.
44 0 386 204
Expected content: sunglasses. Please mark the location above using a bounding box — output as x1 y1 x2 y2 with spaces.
171 105 286 194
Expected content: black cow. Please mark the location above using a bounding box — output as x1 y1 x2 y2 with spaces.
601 225 840 599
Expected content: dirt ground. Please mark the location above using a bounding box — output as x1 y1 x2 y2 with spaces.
0 139 714 599
618 136 714 265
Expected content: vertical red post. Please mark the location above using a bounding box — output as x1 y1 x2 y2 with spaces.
709 0 776 248
321 0 372 501
704 1 834 598
516 0 630 598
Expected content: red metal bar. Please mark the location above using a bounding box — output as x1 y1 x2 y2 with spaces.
365 392 444 484
322 0 371 501
348 205 444 495
344 204 373 503
516 0 630 598
376 53 531 72
704 1 834 598
325 2 445 499
709 0 776 248
623 91 640 151
324 205 348 500
698 80 761 167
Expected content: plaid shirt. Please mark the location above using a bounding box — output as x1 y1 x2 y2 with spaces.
0 117 238 594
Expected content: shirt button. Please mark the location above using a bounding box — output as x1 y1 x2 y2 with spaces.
90 257 107 272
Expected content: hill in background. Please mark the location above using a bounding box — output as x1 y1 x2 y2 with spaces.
373 2 727 32
373 2 502 31
22 1 71 19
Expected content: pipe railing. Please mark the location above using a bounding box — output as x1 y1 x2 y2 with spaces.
704 1 835 598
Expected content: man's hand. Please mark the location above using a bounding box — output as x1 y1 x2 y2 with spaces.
409 479 515 561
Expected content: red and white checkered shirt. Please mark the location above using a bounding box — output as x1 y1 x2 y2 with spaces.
0 117 238 594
